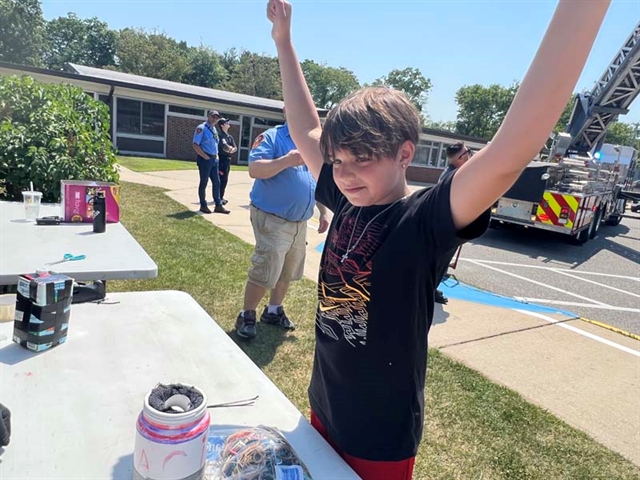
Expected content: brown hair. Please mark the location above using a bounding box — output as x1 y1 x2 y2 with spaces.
320 87 420 163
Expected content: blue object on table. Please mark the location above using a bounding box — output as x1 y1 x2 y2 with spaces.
47 253 86 266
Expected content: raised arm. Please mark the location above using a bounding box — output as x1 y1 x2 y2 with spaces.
450 0 611 229
267 0 324 181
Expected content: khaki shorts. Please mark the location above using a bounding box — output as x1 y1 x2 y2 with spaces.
248 205 307 289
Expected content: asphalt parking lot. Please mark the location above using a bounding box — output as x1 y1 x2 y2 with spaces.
453 210 640 336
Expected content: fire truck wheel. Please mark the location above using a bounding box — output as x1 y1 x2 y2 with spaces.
605 200 625 226
605 215 622 226
571 227 590 245
588 208 602 239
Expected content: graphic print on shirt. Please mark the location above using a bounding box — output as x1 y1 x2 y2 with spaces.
317 210 387 347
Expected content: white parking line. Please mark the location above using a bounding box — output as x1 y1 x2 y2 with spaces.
515 309 640 358
464 259 609 306
461 259 640 282
514 298 640 313
551 269 640 299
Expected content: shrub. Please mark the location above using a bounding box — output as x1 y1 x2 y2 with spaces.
0 75 119 203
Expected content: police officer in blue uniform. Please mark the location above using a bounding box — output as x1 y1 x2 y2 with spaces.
193 110 230 214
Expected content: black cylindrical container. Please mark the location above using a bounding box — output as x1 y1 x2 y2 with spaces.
93 190 106 234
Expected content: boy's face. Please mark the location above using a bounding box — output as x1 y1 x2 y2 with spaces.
331 143 412 206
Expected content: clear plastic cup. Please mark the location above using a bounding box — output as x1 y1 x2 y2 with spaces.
22 190 42 220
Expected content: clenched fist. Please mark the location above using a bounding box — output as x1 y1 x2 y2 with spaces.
267 0 293 45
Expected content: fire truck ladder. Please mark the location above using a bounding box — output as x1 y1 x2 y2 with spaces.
566 20 640 154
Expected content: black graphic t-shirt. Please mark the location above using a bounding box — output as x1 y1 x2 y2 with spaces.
309 163 490 461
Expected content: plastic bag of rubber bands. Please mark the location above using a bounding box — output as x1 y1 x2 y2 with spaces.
205 425 314 480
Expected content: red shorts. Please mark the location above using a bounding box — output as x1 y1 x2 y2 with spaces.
310 411 416 480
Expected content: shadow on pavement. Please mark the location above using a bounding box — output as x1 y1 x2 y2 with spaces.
471 222 639 268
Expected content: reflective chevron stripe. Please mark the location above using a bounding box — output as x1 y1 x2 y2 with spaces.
536 192 579 229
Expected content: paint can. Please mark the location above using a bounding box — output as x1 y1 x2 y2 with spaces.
133 384 210 480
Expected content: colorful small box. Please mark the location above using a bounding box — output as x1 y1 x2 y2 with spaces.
61 180 120 224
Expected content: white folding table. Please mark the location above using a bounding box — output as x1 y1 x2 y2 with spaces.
0 290 360 479
0 201 157 285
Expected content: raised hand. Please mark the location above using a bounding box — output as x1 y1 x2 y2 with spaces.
266 0 292 45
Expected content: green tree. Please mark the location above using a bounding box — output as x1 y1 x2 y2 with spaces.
426 120 457 133
371 67 432 113
115 28 191 82
301 60 360 109
224 51 282 100
0 75 118 203
44 13 116 70
220 48 240 74
605 121 638 148
553 95 577 133
0 0 45 66
184 45 228 88
455 82 519 139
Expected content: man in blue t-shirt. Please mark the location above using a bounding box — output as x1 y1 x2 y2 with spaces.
235 112 329 339
192 110 229 214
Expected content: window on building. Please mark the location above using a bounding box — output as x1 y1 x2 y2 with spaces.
413 145 429 166
117 98 165 137
412 140 449 168
219 112 240 122
98 94 110 106
428 144 441 167
117 99 142 135
241 116 252 149
254 117 281 127
168 105 205 117
142 102 165 136
117 137 164 155
439 143 451 168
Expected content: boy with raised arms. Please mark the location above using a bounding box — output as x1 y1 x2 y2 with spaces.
266 0 611 478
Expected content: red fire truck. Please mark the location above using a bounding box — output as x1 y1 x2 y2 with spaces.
490 21 640 244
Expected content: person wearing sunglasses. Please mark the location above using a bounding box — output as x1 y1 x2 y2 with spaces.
439 142 473 183
435 142 473 304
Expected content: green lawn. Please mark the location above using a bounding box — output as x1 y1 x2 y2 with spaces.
111 181 640 480
116 155 248 173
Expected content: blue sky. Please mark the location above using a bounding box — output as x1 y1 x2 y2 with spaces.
42 0 639 124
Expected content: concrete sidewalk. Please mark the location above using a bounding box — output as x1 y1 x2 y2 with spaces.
119 165 640 466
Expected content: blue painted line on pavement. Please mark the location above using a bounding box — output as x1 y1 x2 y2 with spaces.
439 278 577 317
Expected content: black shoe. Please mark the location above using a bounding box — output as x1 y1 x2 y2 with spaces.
435 290 448 305
235 310 257 339
200 206 212 214
214 205 230 214
222 199 228 205
260 306 295 330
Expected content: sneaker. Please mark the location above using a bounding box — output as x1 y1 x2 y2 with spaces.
435 289 448 305
214 205 230 214
222 199 228 205
200 206 212 214
235 310 257 339
260 306 295 330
